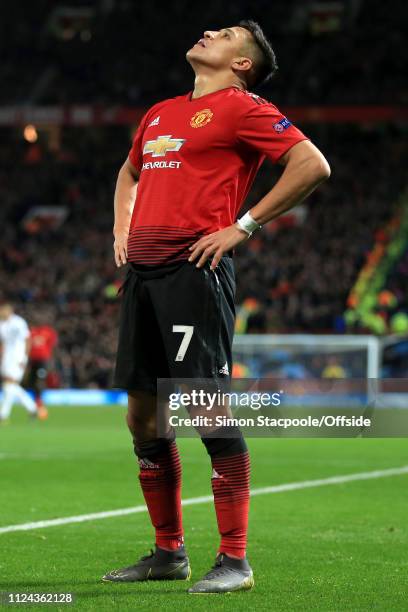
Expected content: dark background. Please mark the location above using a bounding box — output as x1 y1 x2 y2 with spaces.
0 0 407 386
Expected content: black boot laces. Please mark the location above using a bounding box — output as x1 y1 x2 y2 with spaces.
202 557 238 581
140 549 155 562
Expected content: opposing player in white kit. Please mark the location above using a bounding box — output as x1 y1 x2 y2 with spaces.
0 303 42 422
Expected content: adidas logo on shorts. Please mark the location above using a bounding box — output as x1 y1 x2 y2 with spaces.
218 362 229 376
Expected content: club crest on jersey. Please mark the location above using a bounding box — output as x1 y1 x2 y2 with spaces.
143 135 186 157
190 108 213 128
273 117 292 133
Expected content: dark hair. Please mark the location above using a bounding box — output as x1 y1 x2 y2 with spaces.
238 19 278 87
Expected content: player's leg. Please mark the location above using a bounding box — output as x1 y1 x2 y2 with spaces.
127 390 184 553
28 360 48 418
103 267 189 582
12 382 37 416
1 361 37 419
190 260 252 592
0 378 16 421
190 428 253 593
103 390 189 582
149 256 253 593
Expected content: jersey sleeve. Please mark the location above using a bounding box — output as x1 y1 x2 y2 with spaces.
237 102 308 163
128 112 149 172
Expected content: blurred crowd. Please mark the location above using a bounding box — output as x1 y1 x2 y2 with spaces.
235 125 406 333
1 124 406 387
0 0 406 107
0 128 123 388
1 0 407 387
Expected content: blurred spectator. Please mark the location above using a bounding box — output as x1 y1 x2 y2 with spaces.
0 1 406 107
321 356 347 379
0 0 406 387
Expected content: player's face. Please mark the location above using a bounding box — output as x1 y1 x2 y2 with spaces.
186 26 251 72
0 306 12 320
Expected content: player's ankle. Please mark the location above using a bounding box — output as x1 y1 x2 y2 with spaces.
219 550 246 560
156 541 184 552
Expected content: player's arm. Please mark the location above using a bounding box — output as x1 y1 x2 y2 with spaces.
25 337 31 360
18 323 31 370
247 140 330 225
113 108 150 266
113 158 139 268
189 140 330 269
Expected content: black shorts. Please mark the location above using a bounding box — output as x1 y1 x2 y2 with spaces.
113 256 236 394
27 360 49 388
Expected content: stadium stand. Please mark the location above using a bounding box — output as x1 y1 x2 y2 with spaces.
0 0 406 106
1 0 406 387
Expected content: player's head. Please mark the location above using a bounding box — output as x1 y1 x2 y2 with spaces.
0 303 13 321
186 20 278 89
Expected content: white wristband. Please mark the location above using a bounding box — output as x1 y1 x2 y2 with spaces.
236 211 262 236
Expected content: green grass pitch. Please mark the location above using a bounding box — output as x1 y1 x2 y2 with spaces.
0 406 407 611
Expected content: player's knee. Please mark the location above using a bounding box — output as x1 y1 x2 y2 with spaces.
126 408 156 438
201 425 247 458
132 434 176 460
126 390 157 438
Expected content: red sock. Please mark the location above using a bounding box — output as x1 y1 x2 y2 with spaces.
138 441 183 550
211 451 250 558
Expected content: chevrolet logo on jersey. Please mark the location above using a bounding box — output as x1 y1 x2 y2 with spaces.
143 135 186 157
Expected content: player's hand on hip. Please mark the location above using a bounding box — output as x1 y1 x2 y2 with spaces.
188 224 249 270
113 231 129 267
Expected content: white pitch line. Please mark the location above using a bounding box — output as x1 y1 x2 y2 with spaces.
1 465 407 535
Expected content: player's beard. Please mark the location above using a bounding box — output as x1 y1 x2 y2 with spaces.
186 45 227 73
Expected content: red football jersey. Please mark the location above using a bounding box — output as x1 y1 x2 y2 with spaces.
30 326 58 361
128 86 307 266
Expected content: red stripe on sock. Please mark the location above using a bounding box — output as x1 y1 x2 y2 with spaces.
211 451 250 559
138 441 183 550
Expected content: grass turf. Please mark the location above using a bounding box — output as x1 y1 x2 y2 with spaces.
0 406 407 611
